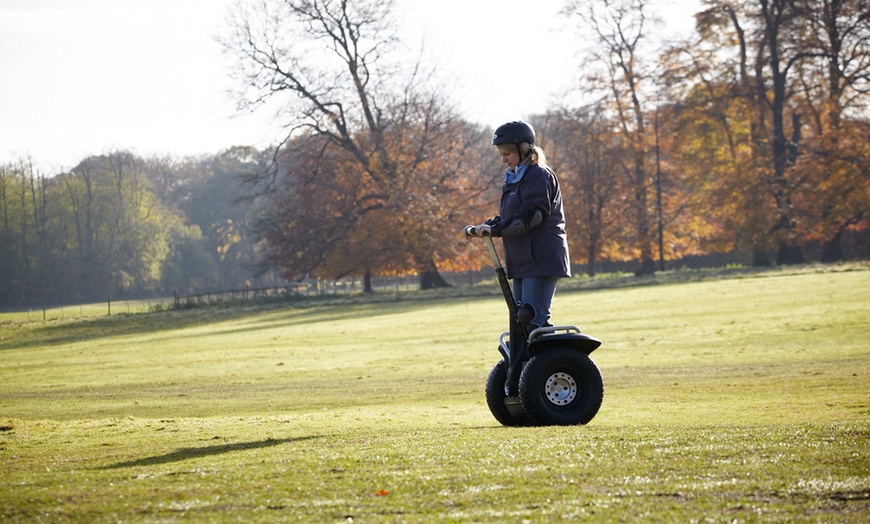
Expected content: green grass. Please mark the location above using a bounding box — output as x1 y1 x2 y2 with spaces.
1 266 868 522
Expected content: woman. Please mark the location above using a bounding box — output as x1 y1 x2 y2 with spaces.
468 120 571 329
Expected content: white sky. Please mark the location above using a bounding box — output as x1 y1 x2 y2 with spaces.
0 0 701 173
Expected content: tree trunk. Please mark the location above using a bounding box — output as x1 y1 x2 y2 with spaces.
363 269 373 293
819 230 844 263
634 175 655 276
764 0 805 268
418 257 451 290
586 243 597 277
775 242 806 265
635 256 656 276
752 249 772 267
654 107 665 272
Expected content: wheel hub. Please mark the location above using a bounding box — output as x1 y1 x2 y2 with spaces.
544 372 577 406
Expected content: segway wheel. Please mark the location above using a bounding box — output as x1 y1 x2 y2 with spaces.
485 360 534 427
519 347 604 426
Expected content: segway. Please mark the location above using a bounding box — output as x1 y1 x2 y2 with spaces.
465 226 604 426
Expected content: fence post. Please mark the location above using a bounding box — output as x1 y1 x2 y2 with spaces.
107 296 111 316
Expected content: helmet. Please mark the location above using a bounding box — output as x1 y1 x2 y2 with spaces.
492 120 535 146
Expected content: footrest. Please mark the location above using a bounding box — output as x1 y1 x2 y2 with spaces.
504 396 525 418
528 325 581 343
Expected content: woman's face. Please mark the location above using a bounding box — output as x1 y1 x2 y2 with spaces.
498 146 520 170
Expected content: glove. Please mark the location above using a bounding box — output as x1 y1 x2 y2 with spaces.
462 224 491 237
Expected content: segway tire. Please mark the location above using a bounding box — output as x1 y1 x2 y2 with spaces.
485 359 534 427
519 347 604 426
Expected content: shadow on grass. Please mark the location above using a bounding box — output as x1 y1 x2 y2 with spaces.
0 294 462 351
9 262 865 352
100 435 320 469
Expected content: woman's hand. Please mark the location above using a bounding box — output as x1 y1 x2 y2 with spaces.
462 224 492 237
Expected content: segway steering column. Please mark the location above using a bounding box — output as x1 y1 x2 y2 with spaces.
465 225 529 398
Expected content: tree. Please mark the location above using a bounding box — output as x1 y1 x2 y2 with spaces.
0 161 41 302
57 152 173 300
791 0 870 260
186 148 267 289
222 0 478 288
160 220 220 293
795 119 870 261
663 20 785 266
672 1 806 265
254 134 398 289
542 108 624 276
565 0 658 274
792 0 870 132
141 148 275 292
756 0 810 264
690 0 867 264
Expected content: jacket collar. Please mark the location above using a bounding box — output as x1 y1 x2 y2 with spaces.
503 163 528 184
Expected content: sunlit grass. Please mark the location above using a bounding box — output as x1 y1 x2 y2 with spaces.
1 266 868 522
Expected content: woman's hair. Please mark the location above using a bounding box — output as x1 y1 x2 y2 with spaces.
497 142 548 167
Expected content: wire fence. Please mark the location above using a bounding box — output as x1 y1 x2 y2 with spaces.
172 271 489 309
1 297 174 323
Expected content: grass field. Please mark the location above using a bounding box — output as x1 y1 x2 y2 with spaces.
1 265 868 522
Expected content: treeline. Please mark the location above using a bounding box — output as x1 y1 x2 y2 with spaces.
2 0 868 306
227 0 869 279
0 148 272 306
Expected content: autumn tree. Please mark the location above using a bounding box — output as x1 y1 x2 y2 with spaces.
255 134 396 290
221 0 476 288
795 120 870 261
791 0 870 261
686 0 853 265
678 0 869 264
255 116 495 290
565 0 659 274
540 108 625 276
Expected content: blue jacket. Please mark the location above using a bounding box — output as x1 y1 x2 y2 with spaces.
488 164 571 279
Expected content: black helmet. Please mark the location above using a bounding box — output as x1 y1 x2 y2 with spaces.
492 120 535 146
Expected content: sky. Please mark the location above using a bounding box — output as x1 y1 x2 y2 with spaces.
1 0 701 173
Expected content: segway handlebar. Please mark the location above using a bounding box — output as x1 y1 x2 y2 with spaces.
465 224 517 319
463 225 488 238
464 225 502 270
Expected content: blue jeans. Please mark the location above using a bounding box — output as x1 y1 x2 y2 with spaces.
512 276 559 328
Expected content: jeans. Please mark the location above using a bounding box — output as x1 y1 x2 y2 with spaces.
512 276 559 328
